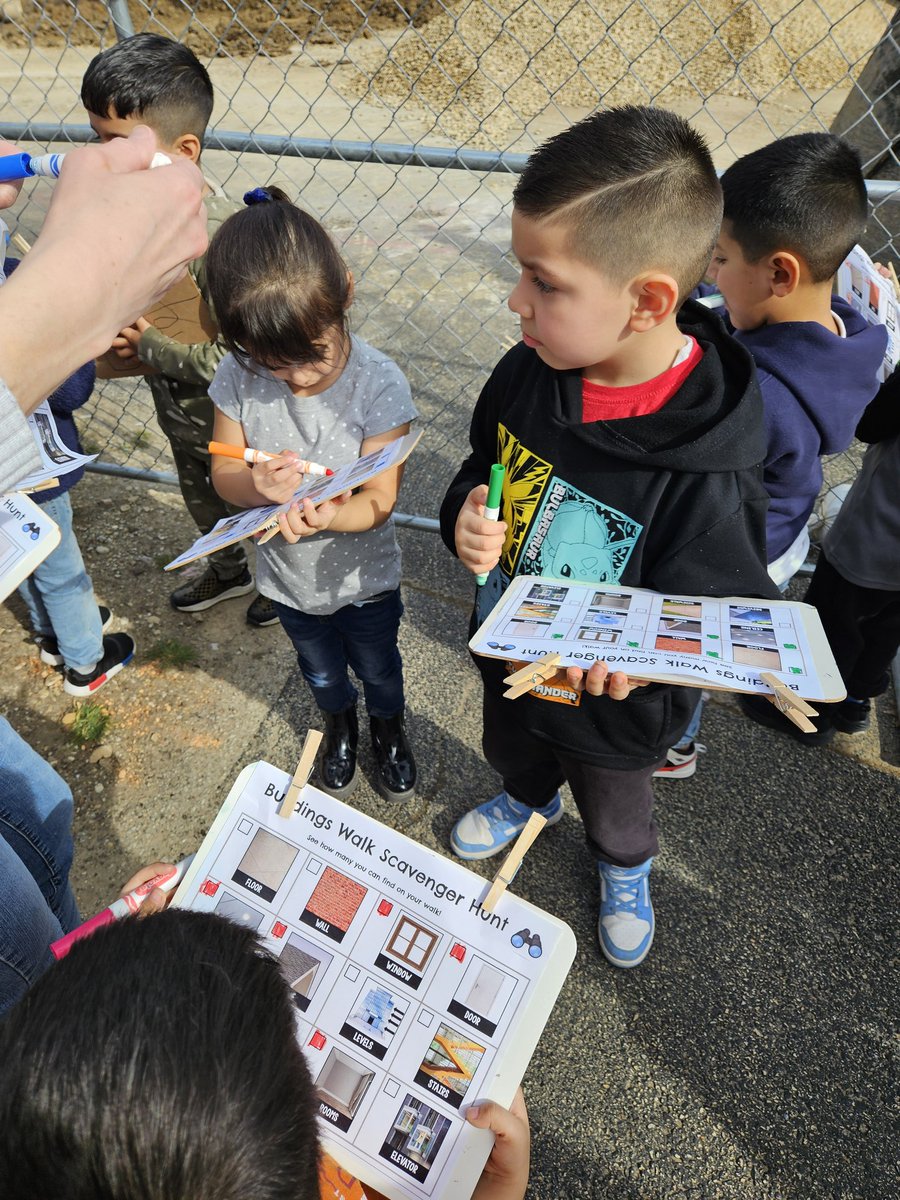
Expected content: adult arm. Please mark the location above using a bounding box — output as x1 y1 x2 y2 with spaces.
0 125 206 420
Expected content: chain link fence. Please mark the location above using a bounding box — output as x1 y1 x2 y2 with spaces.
1 0 898 540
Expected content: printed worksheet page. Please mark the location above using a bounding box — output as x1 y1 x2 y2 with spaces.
470 578 844 701
174 761 575 1200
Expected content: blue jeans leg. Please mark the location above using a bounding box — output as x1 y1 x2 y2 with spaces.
17 492 103 672
273 589 406 718
673 693 704 751
0 717 80 1013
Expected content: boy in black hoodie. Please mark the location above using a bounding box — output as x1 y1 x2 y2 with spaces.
440 106 777 969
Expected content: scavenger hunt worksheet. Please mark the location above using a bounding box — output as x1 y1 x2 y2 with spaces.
173 762 576 1200
164 430 421 571
0 491 60 601
470 578 845 701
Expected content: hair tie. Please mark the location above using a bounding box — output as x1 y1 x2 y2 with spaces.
243 187 273 206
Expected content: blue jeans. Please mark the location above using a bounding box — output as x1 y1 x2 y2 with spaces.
273 589 406 717
0 717 80 1014
17 491 103 672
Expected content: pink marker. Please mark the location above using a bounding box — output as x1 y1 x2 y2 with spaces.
49 855 194 960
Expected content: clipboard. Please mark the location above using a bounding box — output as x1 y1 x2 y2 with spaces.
95 272 217 379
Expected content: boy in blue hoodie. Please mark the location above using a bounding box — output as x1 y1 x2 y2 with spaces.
7 256 135 695
658 132 887 772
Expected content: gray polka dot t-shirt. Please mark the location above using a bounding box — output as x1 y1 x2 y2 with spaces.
210 335 418 615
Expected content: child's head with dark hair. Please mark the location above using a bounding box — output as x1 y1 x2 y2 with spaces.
512 105 723 299
206 186 352 390
505 106 721 386
712 133 867 330
0 910 320 1200
81 33 213 156
721 133 866 282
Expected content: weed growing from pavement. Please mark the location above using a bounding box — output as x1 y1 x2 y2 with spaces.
69 702 111 746
147 638 199 669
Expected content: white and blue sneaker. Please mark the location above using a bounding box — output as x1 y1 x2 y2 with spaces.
450 790 563 860
597 858 654 968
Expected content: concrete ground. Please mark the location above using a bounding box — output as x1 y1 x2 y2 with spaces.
260 521 899 1200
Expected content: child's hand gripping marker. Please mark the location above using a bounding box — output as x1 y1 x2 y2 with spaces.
475 463 505 586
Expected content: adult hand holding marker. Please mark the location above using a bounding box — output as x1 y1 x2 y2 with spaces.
475 463 506 585
0 126 207 424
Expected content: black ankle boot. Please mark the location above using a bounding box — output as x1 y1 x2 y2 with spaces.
369 712 416 801
317 706 359 797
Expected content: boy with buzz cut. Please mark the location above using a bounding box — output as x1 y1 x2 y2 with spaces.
81 34 275 627
700 133 887 742
440 105 778 969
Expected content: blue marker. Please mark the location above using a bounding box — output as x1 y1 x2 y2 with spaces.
0 151 64 182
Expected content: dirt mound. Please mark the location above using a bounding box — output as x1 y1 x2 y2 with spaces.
1 0 403 54
342 0 889 144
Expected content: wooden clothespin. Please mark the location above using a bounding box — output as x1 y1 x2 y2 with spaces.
887 261 900 303
277 728 323 818
481 812 548 913
503 652 561 699
256 520 281 546
759 672 819 734
10 232 31 256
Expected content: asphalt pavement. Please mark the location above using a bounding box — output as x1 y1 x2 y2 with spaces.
242 522 897 1200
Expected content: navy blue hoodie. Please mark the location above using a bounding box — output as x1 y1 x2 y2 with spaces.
733 296 887 561
5 258 96 504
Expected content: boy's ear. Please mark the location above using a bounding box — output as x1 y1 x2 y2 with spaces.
768 251 801 298
629 273 680 331
171 133 202 164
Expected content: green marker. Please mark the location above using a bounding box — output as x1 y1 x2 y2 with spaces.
476 463 505 586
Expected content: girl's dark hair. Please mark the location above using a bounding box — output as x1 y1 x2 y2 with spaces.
206 185 351 371
0 910 320 1200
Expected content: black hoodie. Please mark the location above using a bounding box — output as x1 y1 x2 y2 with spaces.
440 301 779 769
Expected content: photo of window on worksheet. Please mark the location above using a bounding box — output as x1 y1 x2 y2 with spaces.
374 914 442 991
577 627 620 644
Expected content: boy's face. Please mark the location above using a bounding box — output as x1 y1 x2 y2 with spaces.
708 222 774 331
86 108 187 161
507 210 635 382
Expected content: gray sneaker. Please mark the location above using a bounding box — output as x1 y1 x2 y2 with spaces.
170 567 254 612
246 594 279 627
